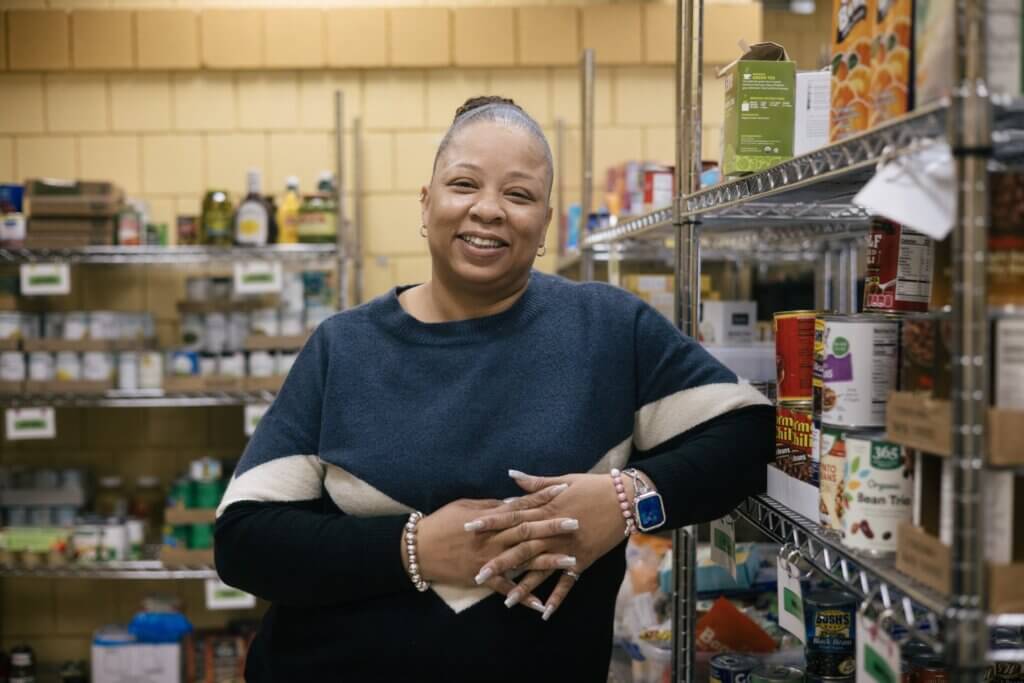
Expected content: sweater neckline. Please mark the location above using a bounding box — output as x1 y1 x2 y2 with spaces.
377 273 547 345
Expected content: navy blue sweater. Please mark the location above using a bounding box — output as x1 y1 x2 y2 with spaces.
214 272 774 682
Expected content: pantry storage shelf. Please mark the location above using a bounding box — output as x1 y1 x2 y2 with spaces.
0 389 277 408
0 244 339 265
0 560 217 580
738 494 948 650
583 207 674 246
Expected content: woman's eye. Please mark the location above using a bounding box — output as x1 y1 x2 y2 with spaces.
507 191 533 201
451 180 476 189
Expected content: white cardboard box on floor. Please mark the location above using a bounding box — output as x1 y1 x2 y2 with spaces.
91 642 181 683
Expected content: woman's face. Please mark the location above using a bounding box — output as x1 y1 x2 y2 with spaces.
421 121 553 295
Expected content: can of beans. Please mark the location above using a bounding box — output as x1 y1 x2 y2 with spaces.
820 315 900 429
82 351 114 382
841 433 912 555
993 308 1024 410
709 653 758 682
863 218 933 313
56 351 82 381
117 352 139 391
900 311 952 400
750 665 804 682
819 425 850 531
776 404 817 484
804 589 857 678
775 310 817 403
28 351 55 381
0 351 25 382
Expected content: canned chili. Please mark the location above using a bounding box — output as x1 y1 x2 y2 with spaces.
776 404 816 484
775 310 817 403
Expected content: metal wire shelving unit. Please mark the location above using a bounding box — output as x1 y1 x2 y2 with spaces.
0 560 217 580
0 244 339 265
569 0 1017 675
0 389 278 409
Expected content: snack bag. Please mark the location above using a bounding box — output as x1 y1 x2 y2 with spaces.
694 596 777 654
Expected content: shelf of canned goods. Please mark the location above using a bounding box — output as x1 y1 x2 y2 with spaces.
0 389 278 409
0 244 340 265
0 560 217 580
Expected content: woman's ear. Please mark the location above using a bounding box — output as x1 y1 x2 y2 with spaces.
420 185 430 227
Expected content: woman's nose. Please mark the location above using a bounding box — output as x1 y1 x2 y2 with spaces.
469 195 505 224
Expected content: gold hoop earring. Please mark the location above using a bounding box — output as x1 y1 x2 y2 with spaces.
537 245 547 257
420 225 428 238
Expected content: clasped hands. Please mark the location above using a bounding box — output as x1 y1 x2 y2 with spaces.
407 470 632 621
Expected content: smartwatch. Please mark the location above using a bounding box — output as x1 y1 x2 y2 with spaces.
622 468 666 532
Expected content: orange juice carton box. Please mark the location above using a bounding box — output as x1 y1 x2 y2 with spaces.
870 0 913 126
831 0 876 141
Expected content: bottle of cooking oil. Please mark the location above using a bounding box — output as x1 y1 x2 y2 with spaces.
276 176 301 244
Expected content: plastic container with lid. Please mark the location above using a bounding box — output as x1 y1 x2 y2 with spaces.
95 476 128 518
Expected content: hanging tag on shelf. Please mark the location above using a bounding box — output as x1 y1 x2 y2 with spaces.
244 403 270 437
19 263 71 296
776 556 807 643
853 141 956 241
710 516 737 579
856 613 901 683
5 407 56 440
234 261 283 295
205 578 257 610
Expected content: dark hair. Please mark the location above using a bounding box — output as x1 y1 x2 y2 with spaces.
432 96 554 197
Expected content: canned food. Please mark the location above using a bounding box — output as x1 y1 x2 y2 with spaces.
820 315 899 429
804 589 857 678
199 353 218 377
190 522 215 550
0 351 25 382
43 311 64 339
863 218 933 313
218 352 245 378
814 317 826 415
912 653 949 682
282 272 305 313
206 312 228 354
139 351 162 389
776 405 817 484
210 277 232 301
126 519 145 560
820 426 851 530
709 653 759 682
20 313 39 340
63 312 88 341
28 507 51 526
118 313 145 341
82 351 114 382
117 352 139 391
989 170 1024 307
180 314 204 351
169 351 200 376
53 506 76 527
89 311 120 341
251 308 280 337
248 350 275 378
775 310 817 402
993 309 1024 409
750 665 804 682
101 520 128 561
841 433 912 555
0 312 21 340
276 351 298 376
28 352 55 381
72 524 104 561
900 311 952 400
55 351 82 381
228 312 249 351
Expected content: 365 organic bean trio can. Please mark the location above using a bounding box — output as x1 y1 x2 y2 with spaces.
840 433 913 555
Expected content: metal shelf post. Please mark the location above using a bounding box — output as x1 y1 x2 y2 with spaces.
580 49 596 282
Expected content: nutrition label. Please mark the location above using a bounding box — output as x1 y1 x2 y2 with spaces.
895 233 934 303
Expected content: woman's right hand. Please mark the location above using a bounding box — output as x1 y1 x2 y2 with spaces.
410 483 580 610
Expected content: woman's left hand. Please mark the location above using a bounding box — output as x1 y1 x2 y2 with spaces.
466 470 634 621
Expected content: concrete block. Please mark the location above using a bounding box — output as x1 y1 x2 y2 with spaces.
172 72 236 131
298 71 362 131
137 10 200 70
394 131 442 192
364 193 426 255
644 4 675 65
237 72 299 131
390 8 450 67
581 5 643 65
518 7 578 66
110 73 172 132
265 9 324 68
489 69 551 126
72 10 133 70
201 10 263 69
9 10 70 71
326 8 388 68
614 66 674 125
205 133 267 196
17 137 76 181
45 74 108 133
79 136 140 194
141 134 203 195
454 8 515 67
364 71 425 129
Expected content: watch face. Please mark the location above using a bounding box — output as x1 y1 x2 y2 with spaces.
636 493 666 531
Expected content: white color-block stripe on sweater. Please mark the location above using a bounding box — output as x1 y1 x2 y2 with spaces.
632 382 771 452
216 454 324 517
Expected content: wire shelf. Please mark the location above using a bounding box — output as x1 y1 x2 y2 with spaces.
583 207 674 246
0 389 276 408
0 244 339 265
0 560 216 580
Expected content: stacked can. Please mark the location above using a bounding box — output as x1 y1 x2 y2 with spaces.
804 589 857 681
774 311 818 486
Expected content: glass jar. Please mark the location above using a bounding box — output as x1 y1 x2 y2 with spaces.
297 193 337 244
201 190 234 246
95 476 128 518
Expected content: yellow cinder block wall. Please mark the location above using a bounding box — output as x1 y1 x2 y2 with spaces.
0 0 830 662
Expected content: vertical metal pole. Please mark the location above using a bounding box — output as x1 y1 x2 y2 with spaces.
949 0 990 675
580 50 596 282
334 90 348 311
352 116 364 306
816 247 834 312
672 0 702 678
556 118 566 260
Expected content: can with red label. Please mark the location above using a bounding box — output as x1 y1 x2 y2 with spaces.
863 218 933 313
776 404 816 484
775 310 817 403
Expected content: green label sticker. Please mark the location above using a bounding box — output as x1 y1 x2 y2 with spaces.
871 441 902 469
14 419 46 430
242 272 275 284
783 587 802 617
863 644 897 683
27 275 61 286
833 336 850 356
713 528 734 555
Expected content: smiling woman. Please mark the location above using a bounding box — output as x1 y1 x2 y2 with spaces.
214 95 776 682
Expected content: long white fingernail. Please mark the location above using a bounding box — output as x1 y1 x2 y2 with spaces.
528 598 545 613
464 520 484 532
542 605 555 621
504 590 522 608
548 483 569 496
503 497 519 504
556 555 577 568
560 518 579 531
508 469 528 480
474 567 493 585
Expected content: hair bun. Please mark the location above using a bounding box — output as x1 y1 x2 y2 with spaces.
454 96 520 123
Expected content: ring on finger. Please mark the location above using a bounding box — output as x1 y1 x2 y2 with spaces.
564 569 581 581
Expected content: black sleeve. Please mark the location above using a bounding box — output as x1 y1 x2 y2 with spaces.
630 404 775 528
214 500 412 607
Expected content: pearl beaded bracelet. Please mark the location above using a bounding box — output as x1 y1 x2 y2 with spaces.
404 511 430 592
610 468 637 537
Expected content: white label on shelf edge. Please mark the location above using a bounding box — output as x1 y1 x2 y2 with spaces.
204 578 257 610
776 556 807 643
19 263 71 296
233 261 283 295
244 403 270 437
856 613 902 683
5 407 56 440
709 516 737 579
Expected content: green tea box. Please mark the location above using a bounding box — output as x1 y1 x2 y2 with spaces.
719 42 796 176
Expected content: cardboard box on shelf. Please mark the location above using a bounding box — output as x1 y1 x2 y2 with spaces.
26 216 116 248
0 381 23 394
25 179 123 218
719 42 796 175
830 0 875 141
243 376 284 392
164 506 216 526
870 0 913 127
699 300 757 344
794 70 830 155
24 379 112 394
766 464 820 521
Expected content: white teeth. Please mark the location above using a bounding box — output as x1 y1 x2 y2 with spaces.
462 235 504 248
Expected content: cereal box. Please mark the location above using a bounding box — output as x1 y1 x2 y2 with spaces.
831 0 875 141
870 0 913 127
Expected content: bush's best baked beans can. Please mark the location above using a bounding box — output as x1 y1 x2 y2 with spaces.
819 425 849 531
840 432 912 555
775 310 817 403
776 404 817 484
820 315 900 429
863 218 933 313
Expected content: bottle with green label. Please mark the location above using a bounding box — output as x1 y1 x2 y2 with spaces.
201 190 234 246
297 171 338 244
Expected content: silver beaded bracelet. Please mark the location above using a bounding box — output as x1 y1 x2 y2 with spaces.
404 511 430 592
